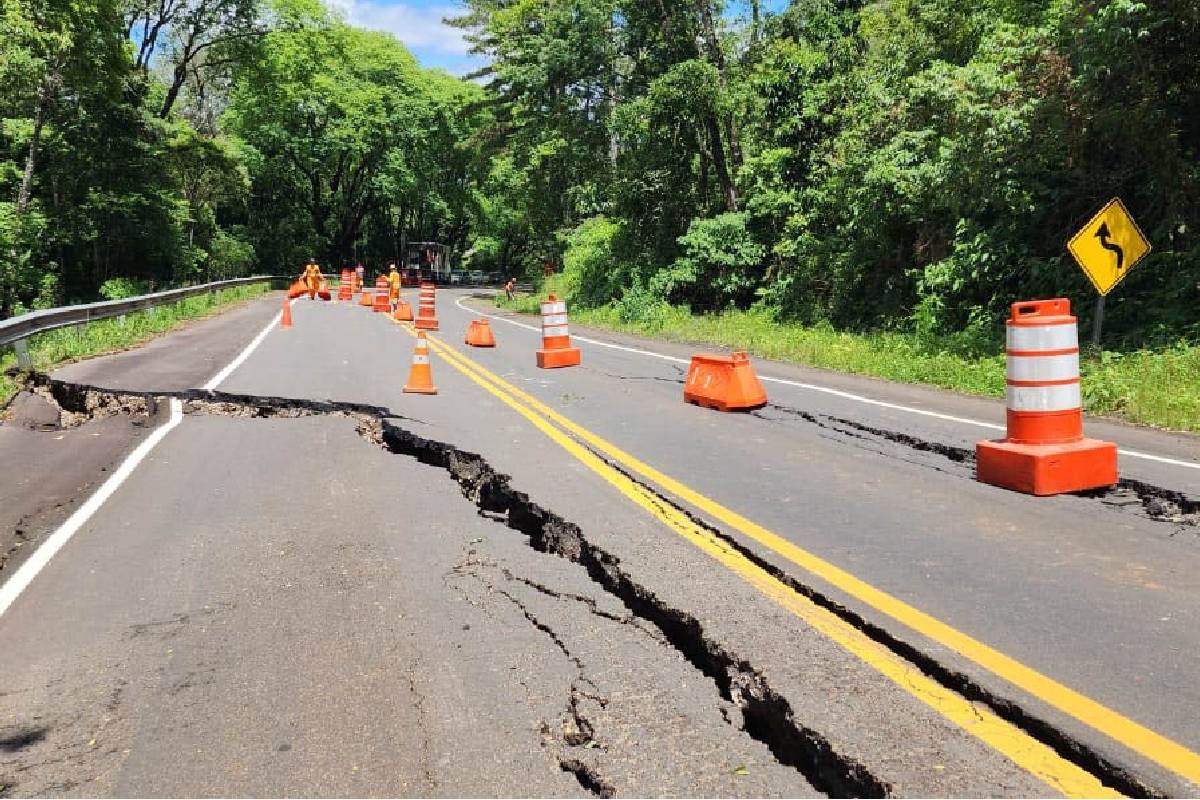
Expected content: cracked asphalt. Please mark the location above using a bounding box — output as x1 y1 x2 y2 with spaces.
2 289 1199 796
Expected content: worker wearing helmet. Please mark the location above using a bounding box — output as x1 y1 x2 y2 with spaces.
387 263 402 312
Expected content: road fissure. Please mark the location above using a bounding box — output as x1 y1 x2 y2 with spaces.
757 400 1199 532
8 377 885 796
6 374 1174 795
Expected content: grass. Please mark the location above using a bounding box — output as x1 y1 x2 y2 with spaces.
495 289 1200 433
1 283 272 407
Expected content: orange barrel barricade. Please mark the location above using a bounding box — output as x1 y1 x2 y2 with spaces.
536 294 580 368
337 270 353 301
403 332 437 394
976 298 1117 496
683 351 767 412
465 319 496 347
371 276 389 312
414 282 439 330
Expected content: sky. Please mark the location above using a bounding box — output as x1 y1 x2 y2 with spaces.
326 0 789 77
325 0 481 75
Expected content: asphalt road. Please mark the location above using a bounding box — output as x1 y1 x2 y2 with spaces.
1 288 1198 797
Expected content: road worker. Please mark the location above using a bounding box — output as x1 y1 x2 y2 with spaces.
302 260 321 300
355 263 365 292
387 263 402 312
505 278 515 302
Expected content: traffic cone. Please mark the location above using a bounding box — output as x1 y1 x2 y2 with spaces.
683 352 767 411
536 294 580 368
414 282 439 330
393 300 414 322
403 332 438 395
280 299 293 329
976 299 1117 495
465 319 496 347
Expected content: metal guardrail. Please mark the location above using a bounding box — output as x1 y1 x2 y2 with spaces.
1 275 283 367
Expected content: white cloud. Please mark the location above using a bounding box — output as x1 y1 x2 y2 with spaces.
333 0 471 57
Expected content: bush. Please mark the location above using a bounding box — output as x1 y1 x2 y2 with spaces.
208 229 256 279
659 213 765 311
561 216 636 308
98 277 150 300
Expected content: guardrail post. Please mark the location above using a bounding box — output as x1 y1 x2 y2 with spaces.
13 338 32 370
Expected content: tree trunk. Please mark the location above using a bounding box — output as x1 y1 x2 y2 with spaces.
705 114 737 212
16 69 60 214
697 0 743 173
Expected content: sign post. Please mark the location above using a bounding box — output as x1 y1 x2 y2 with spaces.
1066 198 1151 347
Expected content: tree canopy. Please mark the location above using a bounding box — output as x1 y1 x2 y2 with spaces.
3 0 1197 347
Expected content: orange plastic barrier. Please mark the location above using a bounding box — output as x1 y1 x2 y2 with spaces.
393 300 414 322
358 285 373 307
414 282 439 331
280 298 293 329
536 294 580 368
465 319 496 347
403 332 437 394
683 351 767 412
976 299 1117 495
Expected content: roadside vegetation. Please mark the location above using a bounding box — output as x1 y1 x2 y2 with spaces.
5 0 1198 431
0 283 268 407
464 0 1199 435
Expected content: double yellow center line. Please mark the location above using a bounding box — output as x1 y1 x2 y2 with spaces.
396 325 1152 796
397 309 1200 792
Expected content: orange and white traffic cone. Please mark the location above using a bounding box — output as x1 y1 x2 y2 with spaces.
536 294 580 368
465 319 496 347
414 282 439 330
280 298 293 329
975 299 1117 495
403 332 438 394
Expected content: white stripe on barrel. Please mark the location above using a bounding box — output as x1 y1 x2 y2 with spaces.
1007 383 1081 412
1007 353 1079 383
1007 323 1078 353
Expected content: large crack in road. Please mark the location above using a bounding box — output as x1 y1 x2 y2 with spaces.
3 374 1174 796
755 402 1200 532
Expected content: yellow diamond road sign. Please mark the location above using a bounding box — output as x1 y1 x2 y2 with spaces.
1067 197 1151 296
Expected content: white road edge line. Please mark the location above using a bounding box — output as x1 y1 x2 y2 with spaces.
203 300 289 390
0 299 290 618
455 294 1199 471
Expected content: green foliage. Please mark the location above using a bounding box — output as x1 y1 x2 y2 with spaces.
560 217 634 309
658 213 765 311
460 0 1199 357
98 277 149 300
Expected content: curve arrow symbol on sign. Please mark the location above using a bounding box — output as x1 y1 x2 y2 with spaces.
1094 222 1125 273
